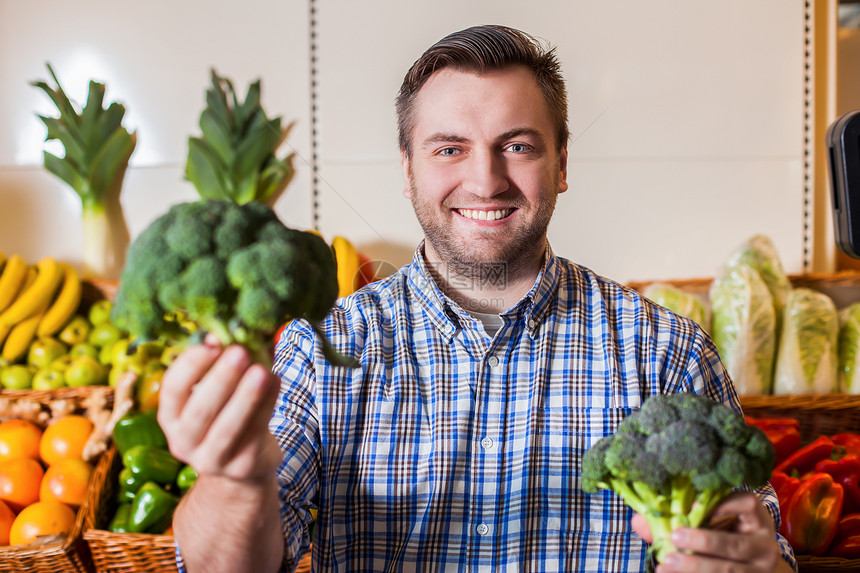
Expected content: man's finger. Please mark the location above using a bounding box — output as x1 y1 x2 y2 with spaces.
158 341 223 426
177 345 253 446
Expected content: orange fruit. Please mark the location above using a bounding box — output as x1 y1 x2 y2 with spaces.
39 458 93 508
0 499 14 545
9 500 76 545
0 457 44 513
0 419 43 463
39 415 94 467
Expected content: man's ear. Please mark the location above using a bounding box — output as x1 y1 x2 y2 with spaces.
401 150 413 198
558 145 569 194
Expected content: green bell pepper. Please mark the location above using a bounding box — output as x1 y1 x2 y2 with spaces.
123 444 182 485
112 412 168 455
109 502 133 533
177 464 198 494
116 467 145 503
129 481 180 533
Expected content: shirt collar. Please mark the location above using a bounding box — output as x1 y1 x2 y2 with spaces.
406 241 561 340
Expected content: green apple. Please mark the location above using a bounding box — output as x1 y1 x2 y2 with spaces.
87 322 123 349
58 315 91 346
108 338 132 366
0 364 37 390
50 355 74 373
88 299 114 326
27 336 68 370
65 355 108 387
69 342 99 361
160 345 183 366
32 368 66 390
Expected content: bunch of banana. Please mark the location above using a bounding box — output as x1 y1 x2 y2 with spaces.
0 253 82 362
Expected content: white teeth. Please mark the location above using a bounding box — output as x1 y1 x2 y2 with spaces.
459 208 512 221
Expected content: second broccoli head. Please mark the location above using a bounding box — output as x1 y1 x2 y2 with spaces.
111 199 353 367
581 392 775 565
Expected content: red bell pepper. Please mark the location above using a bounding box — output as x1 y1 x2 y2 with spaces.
783 472 844 555
745 416 802 466
841 476 860 516
770 470 802 536
832 433 860 458
775 435 838 477
828 513 860 558
815 453 860 483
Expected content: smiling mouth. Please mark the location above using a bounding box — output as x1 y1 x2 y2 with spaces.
456 208 514 221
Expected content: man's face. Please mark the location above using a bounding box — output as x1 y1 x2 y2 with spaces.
402 65 568 279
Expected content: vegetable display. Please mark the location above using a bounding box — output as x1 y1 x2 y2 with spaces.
581 393 774 565
110 199 355 367
31 64 136 279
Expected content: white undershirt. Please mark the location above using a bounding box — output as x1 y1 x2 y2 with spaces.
470 311 504 337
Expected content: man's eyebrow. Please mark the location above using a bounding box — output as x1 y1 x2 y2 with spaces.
420 128 545 148
499 127 544 141
421 133 470 147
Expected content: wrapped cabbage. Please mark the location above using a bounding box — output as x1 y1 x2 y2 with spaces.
773 288 839 394
721 235 791 337
642 283 710 330
709 265 776 395
838 303 860 394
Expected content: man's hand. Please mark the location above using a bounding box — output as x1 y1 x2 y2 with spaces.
158 336 282 482
631 492 793 573
156 336 285 573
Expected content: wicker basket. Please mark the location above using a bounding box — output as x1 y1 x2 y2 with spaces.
0 391 113 572
83 445 313 573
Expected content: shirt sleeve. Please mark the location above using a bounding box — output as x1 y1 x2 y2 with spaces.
270 320 323 572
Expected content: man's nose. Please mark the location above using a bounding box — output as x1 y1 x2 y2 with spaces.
461 151 509 198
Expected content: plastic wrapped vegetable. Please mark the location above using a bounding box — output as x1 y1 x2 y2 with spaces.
838 303 860 394
642 283 710 331
720 235 791 339
773 288 839 394
709 265 776 395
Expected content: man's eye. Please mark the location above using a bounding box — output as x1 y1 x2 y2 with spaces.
438 148 460 156
506 143 530 153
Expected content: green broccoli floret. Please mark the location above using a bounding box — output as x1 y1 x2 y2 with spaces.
111 199 356 368
581 393 775 565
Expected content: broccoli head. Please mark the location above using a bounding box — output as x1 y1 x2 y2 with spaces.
111 199 355 368
580 392 775 565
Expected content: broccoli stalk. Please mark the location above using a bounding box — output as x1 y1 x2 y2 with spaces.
32 63 136 279
581 393 775 565
111 199 357 369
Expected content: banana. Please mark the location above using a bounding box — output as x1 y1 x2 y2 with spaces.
0 257 64 328
0 254 29 313
0 251 6 269
332 236 361 298
37 263 82 337
2 297 50 362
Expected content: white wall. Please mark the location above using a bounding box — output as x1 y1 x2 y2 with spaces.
0 0 809 285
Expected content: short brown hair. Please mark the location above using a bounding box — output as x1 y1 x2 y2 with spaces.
396 24 569 156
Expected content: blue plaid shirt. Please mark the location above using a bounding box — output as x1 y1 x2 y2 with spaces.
179 242 797 572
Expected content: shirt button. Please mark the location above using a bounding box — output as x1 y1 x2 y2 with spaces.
476 523 489 535
528 318 537 329
487 355 499 367
481 437 493 450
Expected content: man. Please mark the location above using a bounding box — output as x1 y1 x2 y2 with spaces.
159 25 797 572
